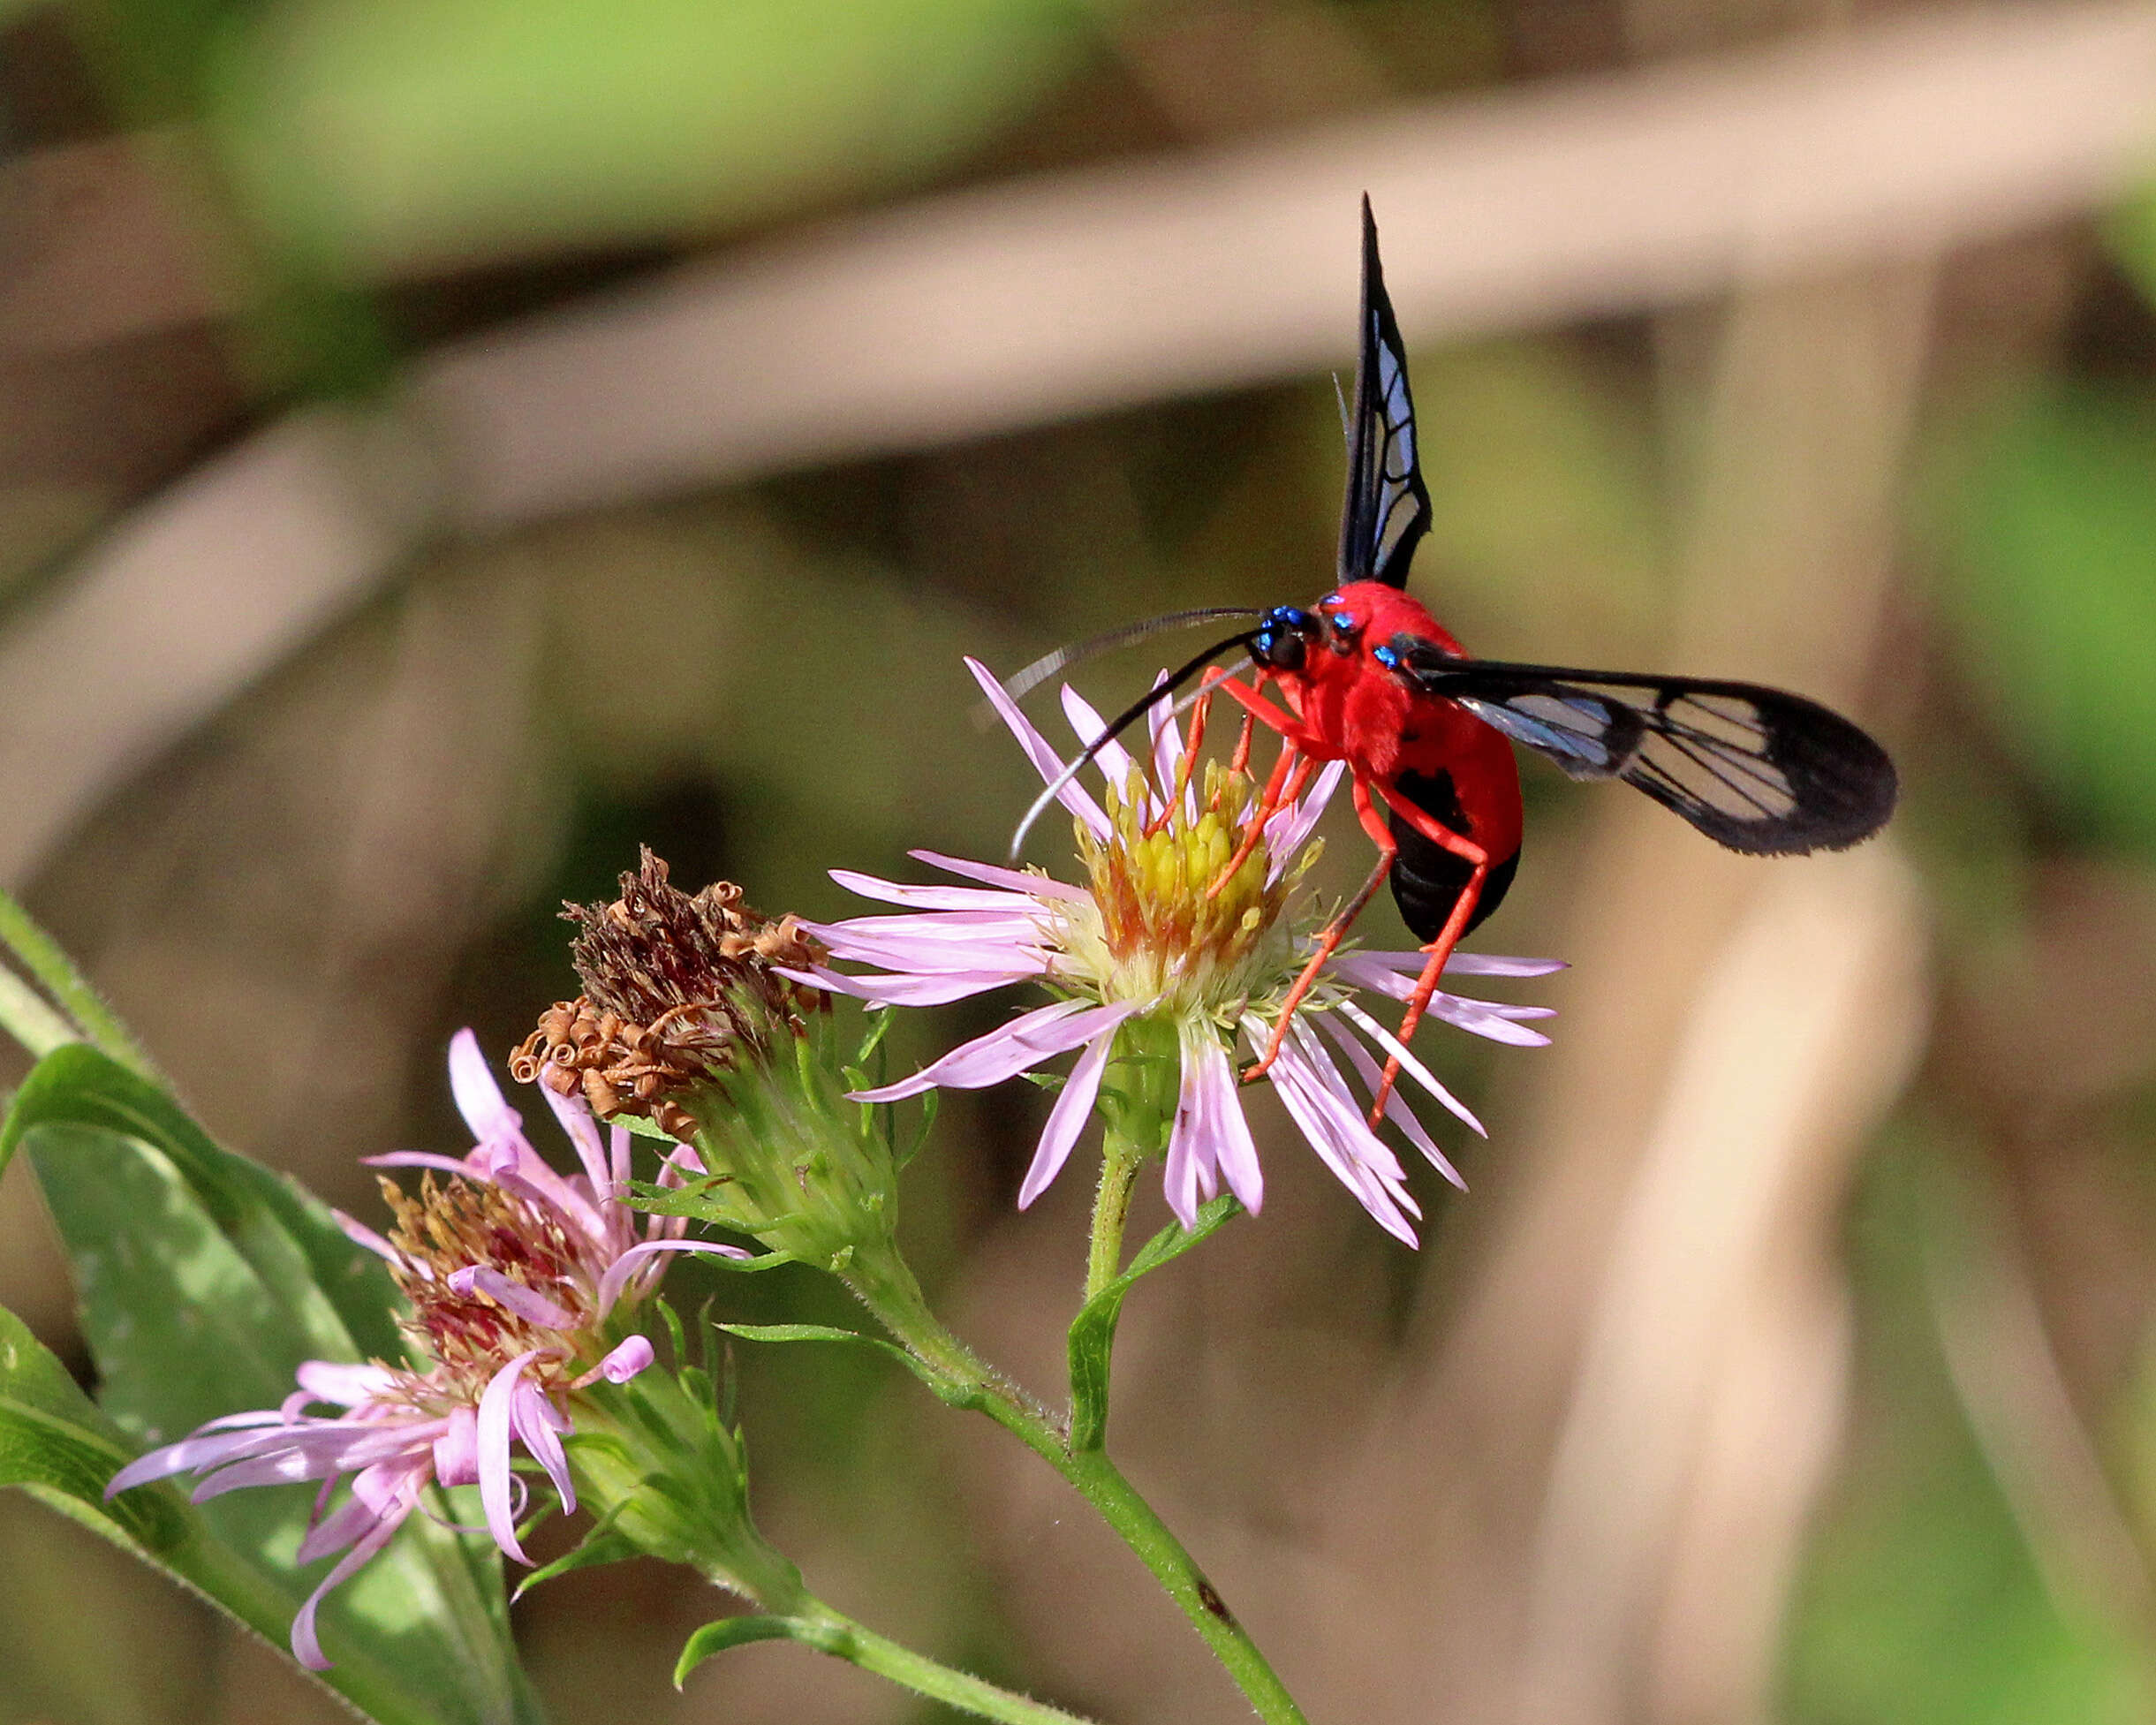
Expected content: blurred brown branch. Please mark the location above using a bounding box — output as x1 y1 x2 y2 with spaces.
5 3 2155 887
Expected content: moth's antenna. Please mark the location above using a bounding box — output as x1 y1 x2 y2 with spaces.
1008 631 1257 859
984 607 1262 723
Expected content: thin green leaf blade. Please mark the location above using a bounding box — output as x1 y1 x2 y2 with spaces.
676 1615 804 1686
0 890 156 1077
1068 1196 1239 1452
715 1321 962 1403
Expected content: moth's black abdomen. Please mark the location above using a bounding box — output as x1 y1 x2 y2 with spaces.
1388 769 1519 943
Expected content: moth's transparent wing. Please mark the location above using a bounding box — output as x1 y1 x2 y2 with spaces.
1391 645 1897 855
1338 197 1431 591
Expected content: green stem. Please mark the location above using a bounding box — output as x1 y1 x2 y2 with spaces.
849 1250 1309 1725
791 1603 1095 1725
1085 1127 1146 1302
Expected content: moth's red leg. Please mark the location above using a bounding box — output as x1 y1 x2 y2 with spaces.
1151 668 1225 835
1366 779 1488 1125
1243 774 1398 1081
1208 672 1304 740
1207 749 1313 900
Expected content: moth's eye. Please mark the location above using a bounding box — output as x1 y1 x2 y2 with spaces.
1325 610 1360 653
1263 632 1305 672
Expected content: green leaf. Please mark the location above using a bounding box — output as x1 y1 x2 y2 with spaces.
0 1299 351 1699
0 1045 404 1365
675 1614 804 1685
0 965 75 1062
2 1047 545 1724
513 1497 640 1598
1067 1196 1240 1453
715 1321 963 1404
0 1305 192 1558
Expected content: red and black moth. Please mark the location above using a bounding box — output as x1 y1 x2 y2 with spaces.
1008 197 1897 1123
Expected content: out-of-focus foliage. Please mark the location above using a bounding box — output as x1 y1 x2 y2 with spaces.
1786 1145 2154 1725
208 0 1112 277
1940 386 2156 856
11 0 2156 1721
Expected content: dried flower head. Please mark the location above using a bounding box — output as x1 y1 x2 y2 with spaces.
516 849 827 1139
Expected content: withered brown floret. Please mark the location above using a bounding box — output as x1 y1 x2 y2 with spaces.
380 1171 587 1396
512 849 827 1140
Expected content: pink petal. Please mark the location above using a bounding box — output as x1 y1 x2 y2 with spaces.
850 999 1138 1102
1331 949 1564 980
1286 1018 1409 1182
1148 673 1194 823
806 924 1050 973
965 657 1109 838
447 1029 521 1146
1262 1026 1419 1246
595 1336 654 1382
1016 1023 1120 1209
477 1350 547 1563
511 1382 574 1515
290 1464 426 1670
447 1266 580 1331
828 868 1050 912
595 1238 751 1314
1192 1035 1263 1214
1060 685 1142 793
1335 1000 1487 1136
434 1406 479 1487
471 1143 612 1250
296 1479 390 1566
1319 1013 1464 1191
330 1210 405 1270
538 1078 612 1199
1326 952 1555 1048
809 909 1052 942
294 1361 399 1407
1425 995 1555 1048
1265 759 1345 874
1161 1034 1214 1229
365 1151 478 1177
782 964 1043 1008
911 848 1086 901
107 1427 289 1497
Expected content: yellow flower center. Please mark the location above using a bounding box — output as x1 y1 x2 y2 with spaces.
1060 757 1320 1023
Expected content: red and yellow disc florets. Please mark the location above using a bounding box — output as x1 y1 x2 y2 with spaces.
381 1173 595 1398
1060 756 1320 1025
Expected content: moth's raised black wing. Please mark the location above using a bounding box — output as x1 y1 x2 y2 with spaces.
1385 639 1896 855
1339 197 1431 591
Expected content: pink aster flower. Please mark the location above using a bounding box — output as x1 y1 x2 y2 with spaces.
787 659 1561 1245
109 1031 745 1668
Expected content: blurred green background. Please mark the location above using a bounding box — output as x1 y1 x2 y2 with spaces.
6 0 2156 1720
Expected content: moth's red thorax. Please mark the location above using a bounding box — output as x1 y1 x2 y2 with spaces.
1270 579 1524 858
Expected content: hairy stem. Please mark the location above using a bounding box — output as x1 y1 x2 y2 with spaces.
1085 1127 1146 1302
791 1602 1096 1725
